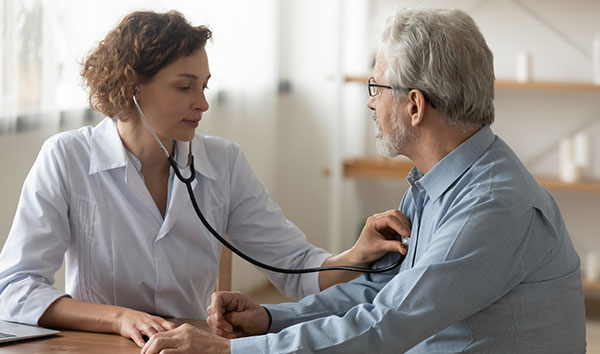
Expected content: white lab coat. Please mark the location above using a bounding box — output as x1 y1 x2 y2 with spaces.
0 117 330 325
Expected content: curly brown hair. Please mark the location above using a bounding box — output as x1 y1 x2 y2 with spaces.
81 10 212 119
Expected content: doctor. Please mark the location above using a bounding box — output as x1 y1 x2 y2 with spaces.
0 10 409 348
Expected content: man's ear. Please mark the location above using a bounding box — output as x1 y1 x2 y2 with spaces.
406 89 426 127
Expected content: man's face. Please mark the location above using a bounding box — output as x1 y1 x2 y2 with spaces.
367 49 415 158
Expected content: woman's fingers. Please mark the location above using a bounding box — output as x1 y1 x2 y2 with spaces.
129 329 146 348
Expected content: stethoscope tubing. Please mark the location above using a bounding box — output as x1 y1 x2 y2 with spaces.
134 93 406 274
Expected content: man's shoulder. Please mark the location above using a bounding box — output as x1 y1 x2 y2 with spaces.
453 139 547 215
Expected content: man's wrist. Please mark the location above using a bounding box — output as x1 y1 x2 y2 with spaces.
261 306 272 333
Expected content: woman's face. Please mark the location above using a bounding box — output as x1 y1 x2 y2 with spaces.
135 47 211 142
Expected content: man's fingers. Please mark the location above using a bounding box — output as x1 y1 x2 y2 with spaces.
142 334 178 354
208 313 233 333
211 291 245 313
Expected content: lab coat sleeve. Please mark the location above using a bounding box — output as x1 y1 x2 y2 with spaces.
231 199 561 353
0 138 72 325
225 147 331 299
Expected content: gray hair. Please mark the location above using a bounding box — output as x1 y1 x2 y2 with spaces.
381 7 495 129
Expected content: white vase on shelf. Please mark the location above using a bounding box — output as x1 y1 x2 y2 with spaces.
515 50 531 83
559 137 580 183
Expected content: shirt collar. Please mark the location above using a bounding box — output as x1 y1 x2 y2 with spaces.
89 117 217 181
408 125 495 203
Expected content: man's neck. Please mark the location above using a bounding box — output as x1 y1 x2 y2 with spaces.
410 121 479 174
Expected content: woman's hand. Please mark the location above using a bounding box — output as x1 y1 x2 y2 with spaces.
318 209 411 290
348 209 412 266
114 308 176 347
206 291 270 339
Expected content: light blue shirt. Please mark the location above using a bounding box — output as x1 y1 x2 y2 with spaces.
232 126 586 353
0 117 331 325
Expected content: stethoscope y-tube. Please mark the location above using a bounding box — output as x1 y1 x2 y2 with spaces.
133 93 407 273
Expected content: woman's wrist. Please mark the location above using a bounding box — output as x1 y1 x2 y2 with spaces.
106 306 129 334
324 248 369 269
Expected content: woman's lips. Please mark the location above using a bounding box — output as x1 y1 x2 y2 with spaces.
183 119 200 128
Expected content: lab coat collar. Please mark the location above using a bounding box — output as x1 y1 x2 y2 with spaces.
177 137 217 181
89 117 129 174
415 125 495 203
89 117 217 181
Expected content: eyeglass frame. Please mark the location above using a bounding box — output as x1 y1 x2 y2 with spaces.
367 76 435 109
367 76 394 97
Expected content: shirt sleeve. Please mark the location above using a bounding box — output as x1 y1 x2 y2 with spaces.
231 197 557 353
225 146 331 299
0 138 71 325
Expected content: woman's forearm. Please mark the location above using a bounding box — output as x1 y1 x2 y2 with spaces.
318 250 366 290
38 296 123 333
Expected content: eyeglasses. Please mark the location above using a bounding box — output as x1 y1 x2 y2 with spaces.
367 77 393 97
367 76 436 109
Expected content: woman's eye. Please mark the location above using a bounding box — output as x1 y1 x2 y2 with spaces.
178 86 190 90
203 85 209 91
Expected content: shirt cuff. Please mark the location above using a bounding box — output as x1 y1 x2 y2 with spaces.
263 302 302 333
302 252 332 296
231 335 269 354
20 285 69 325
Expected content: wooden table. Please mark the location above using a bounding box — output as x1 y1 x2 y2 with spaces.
0 319 208 353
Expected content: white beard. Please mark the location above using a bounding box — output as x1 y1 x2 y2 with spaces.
373 110 414 158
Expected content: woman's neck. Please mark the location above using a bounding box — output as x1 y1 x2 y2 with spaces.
117 118 173 171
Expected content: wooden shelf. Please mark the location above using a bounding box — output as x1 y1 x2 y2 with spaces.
342 157 600 191
534 177 600 192
343 157 413 180
494 80 600 92
345 75 600 92
583 278 600 295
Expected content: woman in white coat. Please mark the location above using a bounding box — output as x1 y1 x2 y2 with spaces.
0 10 410 348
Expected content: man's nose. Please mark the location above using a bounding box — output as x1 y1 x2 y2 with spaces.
367 95 376 111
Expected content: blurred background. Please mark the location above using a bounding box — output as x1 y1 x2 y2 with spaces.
1 0 600 349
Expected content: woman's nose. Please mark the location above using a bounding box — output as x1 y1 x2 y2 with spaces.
194 92 209 112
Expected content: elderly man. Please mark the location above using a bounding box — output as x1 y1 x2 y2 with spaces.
142 7 586 354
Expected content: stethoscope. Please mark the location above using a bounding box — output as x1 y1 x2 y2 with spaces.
132 92 408 274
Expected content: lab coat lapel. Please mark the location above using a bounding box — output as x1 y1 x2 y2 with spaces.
124 160 164 225
157 172 197 240
156 140 199 240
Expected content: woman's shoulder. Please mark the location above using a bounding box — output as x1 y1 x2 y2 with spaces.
41 125 95 158
194 135 242 159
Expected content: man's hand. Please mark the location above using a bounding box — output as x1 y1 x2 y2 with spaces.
206 291 270 339
348 209 411 267
141 323 230 354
